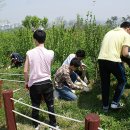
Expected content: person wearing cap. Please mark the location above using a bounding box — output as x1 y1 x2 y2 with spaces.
98 21 130 112
24 29 58 130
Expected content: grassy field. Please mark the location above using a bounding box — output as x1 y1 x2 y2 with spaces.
0 68 130 130
1 14 130 130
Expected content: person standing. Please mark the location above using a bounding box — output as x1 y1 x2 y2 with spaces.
98 22 130 112
24 29 58 130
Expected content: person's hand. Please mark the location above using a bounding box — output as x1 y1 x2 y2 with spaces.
81 81 87 87
81 64 87 68
25 83 29 90
76 85 83 90
80 63 87 70
83 86 90 92
81 81 90 92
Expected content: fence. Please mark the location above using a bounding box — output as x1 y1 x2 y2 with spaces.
2 89 101 130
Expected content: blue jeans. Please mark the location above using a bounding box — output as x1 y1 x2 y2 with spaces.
70 72 78 82
56 85 77 101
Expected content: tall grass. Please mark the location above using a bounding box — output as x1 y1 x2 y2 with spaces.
0 14 110 79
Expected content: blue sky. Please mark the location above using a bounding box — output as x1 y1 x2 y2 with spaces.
0 0 130 24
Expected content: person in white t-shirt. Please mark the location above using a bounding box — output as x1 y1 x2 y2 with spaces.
24 29 58 130
62 50 89 84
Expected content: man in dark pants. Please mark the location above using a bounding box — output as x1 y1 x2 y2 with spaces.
30 80 56 129
98 22 130 112
24 29 59 130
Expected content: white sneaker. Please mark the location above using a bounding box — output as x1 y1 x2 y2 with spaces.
49 125 60 130
35 124 40 130
111 102 124 109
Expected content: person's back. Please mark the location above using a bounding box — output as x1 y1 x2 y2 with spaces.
98 27 130 62
62 54 75 65
27 47 54 87
24 29 57 130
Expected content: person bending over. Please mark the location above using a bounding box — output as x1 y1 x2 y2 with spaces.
98 21 130 112
54 57 87 101
62 49 89 84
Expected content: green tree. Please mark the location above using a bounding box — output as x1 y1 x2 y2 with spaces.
122 15 130 22
22 15 41 30
40 17 48 29
106 16 118 28
31 16 40 29
22 16 32 29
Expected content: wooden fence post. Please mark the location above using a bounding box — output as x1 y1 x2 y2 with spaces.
2 90 17 130
85 113 100 130
0 80 3 108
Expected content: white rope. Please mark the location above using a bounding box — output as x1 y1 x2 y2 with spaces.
14 98 23 104
11 98 83 123
0 78 25 83
0 73 24 76
14 92 29 104
13 88 21 93
12 110 60 130
98 127 104 130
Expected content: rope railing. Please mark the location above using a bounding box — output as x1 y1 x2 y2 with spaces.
12 91 103 130
14 92 29 104
2 80 102 130
0 73 24 76
14 98 23 104
0 78 25 83
11 98 83 123
12 110 60 130
13 88 21 93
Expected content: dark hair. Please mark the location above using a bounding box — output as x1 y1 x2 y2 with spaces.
70 57 81 67
76 50 85 58
120 21 130 29
33 29 46 43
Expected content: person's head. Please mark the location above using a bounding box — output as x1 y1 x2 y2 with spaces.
33 29 46 44
69 57 81 71
120 21 130 34
75 50 86 60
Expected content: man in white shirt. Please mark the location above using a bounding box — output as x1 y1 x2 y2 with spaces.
62 50 89 84
24 29 58 130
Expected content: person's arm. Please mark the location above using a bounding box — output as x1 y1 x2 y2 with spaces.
62 54 74 65
122 45 129 57
65 72 81 90
24 55 29 90
77 76 87 87
51 50 55 64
